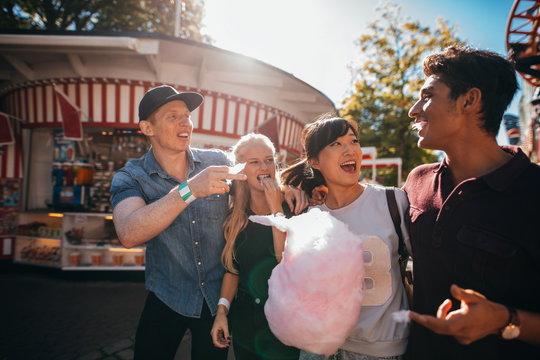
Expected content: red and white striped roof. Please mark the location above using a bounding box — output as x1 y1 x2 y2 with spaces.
0 32 336 179
2 78 304 154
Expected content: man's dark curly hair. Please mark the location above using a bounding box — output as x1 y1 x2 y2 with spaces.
423 45 518 136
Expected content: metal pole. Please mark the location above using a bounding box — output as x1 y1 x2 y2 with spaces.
174 0 182 37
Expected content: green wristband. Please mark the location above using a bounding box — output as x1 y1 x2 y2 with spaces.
178 181 196 205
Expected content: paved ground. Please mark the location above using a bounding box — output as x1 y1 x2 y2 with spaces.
0 262 234 360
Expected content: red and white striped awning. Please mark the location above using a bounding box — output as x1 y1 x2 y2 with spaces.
2 77 305 153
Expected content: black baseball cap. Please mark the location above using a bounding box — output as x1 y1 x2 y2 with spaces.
138 85 204 122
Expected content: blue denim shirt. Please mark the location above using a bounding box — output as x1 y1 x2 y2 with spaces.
110 147 230 317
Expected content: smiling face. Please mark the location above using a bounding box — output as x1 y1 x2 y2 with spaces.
409 75 464 151
309 128 362 188
241 142 276 194
139 100 193 153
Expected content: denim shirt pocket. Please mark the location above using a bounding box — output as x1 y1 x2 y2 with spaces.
205 193 228 221
455 225 517 296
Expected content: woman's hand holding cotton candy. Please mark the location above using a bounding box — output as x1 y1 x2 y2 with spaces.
249 208 365 357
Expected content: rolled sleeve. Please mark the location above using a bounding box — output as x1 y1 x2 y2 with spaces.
110 170 145 209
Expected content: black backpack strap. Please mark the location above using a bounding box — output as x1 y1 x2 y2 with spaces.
385 187 411 281
385 188 406 260
385 188 414 304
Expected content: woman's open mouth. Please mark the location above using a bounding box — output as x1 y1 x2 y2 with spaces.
257 174 271 185
340 160 357 173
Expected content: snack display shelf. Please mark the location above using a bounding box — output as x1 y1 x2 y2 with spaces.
14 235 62 267
15 212 145 271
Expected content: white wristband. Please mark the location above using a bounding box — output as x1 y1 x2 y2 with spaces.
178 181 196 204
218 297 230 311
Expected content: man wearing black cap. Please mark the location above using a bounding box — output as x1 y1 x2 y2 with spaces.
110 85 247 359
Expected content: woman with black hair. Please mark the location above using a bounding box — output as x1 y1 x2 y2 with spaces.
282 114 411 360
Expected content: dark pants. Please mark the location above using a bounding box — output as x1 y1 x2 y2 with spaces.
134 291 228 360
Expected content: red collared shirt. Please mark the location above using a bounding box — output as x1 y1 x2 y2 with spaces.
403 146 540 360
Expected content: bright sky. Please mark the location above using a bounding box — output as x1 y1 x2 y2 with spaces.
204 0 520 143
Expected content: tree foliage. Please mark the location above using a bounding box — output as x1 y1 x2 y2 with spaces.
341 2 464 184
0 0 212 42
93 0 211 42
0 0 103 30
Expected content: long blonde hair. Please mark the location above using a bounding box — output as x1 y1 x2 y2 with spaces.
222 133 276 274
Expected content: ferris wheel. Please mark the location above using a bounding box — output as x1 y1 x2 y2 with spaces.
507 0 540 85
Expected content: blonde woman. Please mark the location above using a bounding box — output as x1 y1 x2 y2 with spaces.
210 134 300 360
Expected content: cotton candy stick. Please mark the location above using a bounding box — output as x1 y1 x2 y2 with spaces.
230 162 246 174
225 162 246 185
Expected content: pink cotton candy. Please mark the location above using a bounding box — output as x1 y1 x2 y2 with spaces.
249 208 364 357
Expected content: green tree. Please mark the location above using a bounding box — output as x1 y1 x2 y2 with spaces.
341 2 464 185
93 0 212 43
0 0 105 30
0 0 212 43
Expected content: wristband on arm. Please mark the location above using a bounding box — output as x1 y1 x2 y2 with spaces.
178 181 196 205
218 297 230 312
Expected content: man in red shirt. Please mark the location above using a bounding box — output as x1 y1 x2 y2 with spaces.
403 45 540 359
